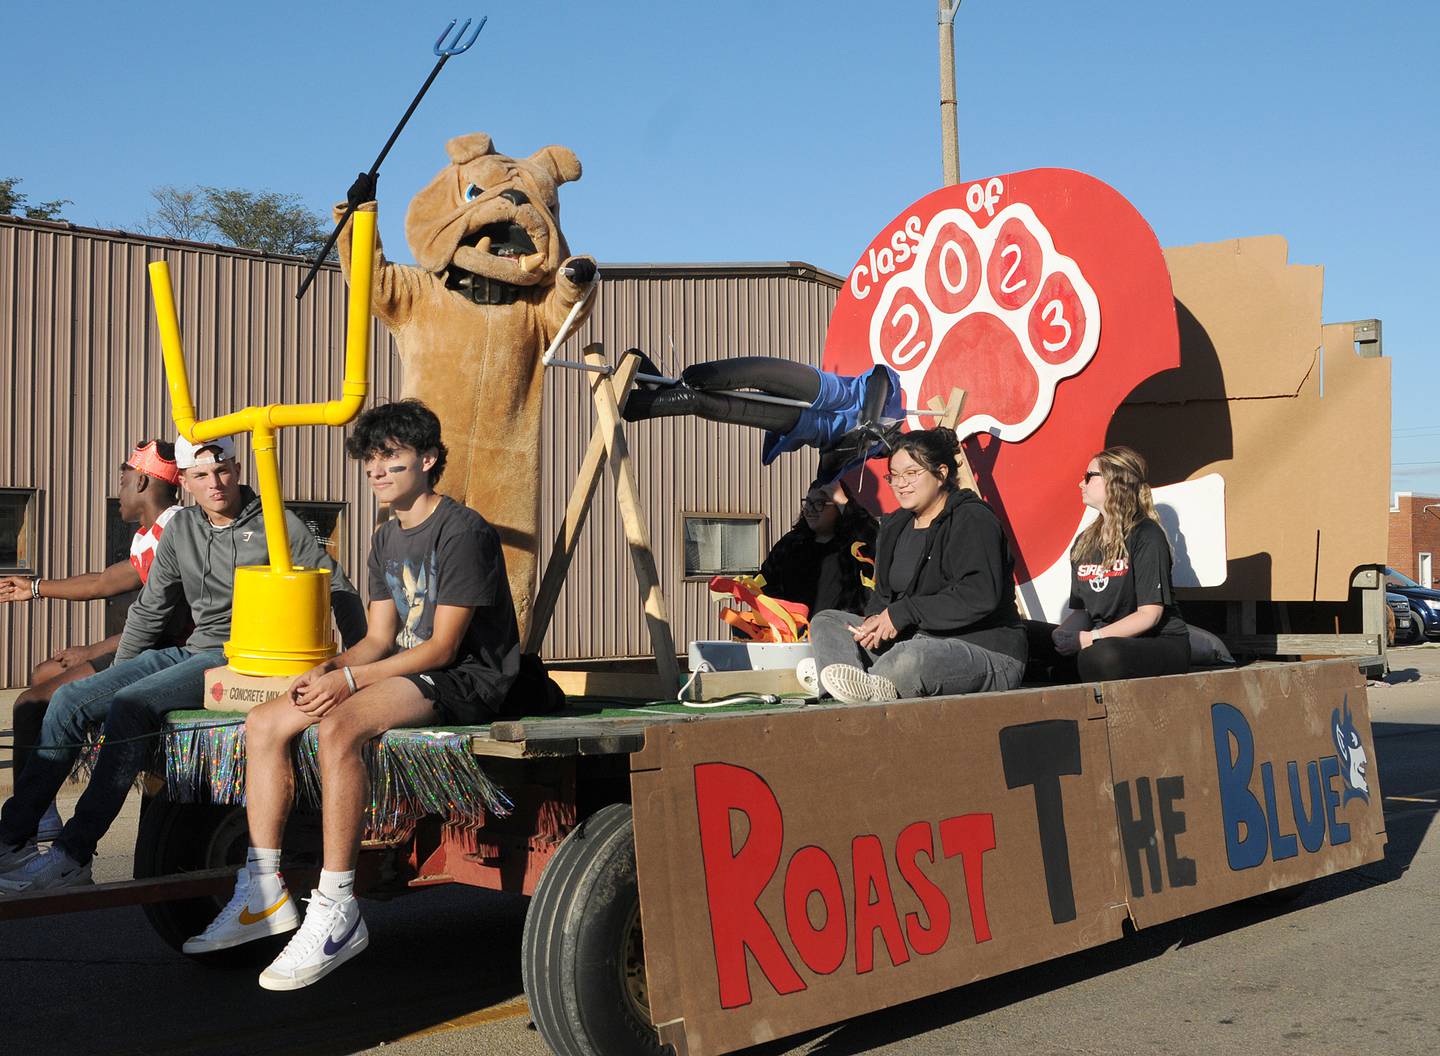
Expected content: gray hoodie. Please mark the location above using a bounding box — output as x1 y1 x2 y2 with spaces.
115 487 367 662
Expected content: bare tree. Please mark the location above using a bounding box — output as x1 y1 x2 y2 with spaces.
141 186 210 241
138 184 331 258
1 176 71 221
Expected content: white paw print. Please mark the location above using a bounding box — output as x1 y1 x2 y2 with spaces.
868 203 1101 441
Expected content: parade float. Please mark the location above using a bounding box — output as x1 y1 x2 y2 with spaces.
0 18 1392 1056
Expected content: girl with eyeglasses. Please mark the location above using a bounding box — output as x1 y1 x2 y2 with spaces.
758 479 878 617
1047 446 1190 681
807 427 1027 703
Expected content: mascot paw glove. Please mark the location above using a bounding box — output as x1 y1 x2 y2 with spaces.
346 171 378 208
561 256 597 285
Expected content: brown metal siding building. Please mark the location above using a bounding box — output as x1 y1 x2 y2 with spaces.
0 215 841 686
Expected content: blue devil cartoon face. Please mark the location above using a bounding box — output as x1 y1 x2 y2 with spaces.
1331 695 1370 804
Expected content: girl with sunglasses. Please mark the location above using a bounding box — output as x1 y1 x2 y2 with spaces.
758 479 878 617
807 427 1027 703
1048 446 1190 681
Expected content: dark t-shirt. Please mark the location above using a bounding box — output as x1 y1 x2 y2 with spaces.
887 524 930 597
1069 519 1187 638
367 497 521 706
760 533 870 615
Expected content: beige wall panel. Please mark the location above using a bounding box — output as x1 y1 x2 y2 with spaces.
1114 316 1389 602
1153 235 1324 401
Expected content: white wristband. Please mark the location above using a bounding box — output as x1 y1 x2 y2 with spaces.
31 578 42 600
342 666 358 693
1093 627 1104 640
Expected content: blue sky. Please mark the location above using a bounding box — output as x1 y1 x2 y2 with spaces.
4 1 1435 493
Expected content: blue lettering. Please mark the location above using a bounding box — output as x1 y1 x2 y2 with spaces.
1287 760 1327 853
1320 755 1351 846
1260 762 1298 861
1211 703 1268 870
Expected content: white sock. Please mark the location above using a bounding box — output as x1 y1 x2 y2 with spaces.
245 846 284 908
318 868 356 902
246 846 281 879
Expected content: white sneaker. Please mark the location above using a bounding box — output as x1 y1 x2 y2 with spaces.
869 673 899 702
36 801 64 843
258 892 368 991
184 868 300 954
0 840 39 874
0 846 92 893
820 664 881 704
794 657 819 696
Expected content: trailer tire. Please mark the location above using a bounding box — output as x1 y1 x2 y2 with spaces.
133 794 259 966
522 803 668 1056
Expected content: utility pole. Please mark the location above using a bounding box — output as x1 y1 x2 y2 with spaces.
938 0 963 186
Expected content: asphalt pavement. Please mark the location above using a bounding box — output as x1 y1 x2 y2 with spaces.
1 649 1437 1056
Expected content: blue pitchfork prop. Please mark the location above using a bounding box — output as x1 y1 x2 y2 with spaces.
296 16 488 300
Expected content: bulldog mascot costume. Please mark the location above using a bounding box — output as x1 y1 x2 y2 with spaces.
337 132 597 637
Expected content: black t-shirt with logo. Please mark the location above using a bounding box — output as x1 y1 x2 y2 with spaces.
366 497 521 707
1069 519 1188 638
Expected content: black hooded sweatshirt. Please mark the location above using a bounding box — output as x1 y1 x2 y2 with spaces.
865 488 1027 663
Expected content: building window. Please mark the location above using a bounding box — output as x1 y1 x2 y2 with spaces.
682 514 763 579
0 489 38 574
289 501 347 564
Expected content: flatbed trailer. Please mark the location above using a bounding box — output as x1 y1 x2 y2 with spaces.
0 658 1387 1056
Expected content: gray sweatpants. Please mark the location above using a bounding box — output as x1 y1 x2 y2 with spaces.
809 609 1025 698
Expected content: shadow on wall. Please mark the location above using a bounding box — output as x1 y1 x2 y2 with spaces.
1108 297 1273 605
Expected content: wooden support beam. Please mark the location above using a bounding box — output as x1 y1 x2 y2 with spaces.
526 350 644 652
927 387 978 493
0 867 235 921
583 344 681 692
1221 633 1380 657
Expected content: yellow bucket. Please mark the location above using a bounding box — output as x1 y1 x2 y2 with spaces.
225 566 337 677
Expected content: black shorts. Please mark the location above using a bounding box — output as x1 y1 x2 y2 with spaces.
402 668 499 727
89 651 115 674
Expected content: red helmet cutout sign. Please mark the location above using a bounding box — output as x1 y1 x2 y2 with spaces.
824 168 1180 608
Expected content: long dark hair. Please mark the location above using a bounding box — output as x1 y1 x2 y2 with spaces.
888 427 961 492
790 477 877 541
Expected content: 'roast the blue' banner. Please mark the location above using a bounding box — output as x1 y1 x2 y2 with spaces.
632 660 1385 1056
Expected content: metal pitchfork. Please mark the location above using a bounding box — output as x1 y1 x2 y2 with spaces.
296 16 488 300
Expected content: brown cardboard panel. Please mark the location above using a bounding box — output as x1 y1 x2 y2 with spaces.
632 686 1126 1056
203 665 292 713
1103 662 1386 929
1143 236 1323 403
1111 320 1390 600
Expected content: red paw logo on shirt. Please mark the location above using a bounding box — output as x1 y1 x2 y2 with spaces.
1076 559 1130 593
825 169 1179 607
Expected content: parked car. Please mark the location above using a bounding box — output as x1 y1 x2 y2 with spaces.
1385 568 1440 640
1387 591 1418 645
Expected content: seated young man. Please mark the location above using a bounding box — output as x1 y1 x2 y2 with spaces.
0 439 186 841
186 399 522 991
0 436 365 891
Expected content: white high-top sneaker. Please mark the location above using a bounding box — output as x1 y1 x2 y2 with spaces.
258 892 368 991
184 868 300 954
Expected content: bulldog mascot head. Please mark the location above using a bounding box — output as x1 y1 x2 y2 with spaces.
337 133 597 638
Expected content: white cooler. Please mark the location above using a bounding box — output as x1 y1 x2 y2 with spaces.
686 640 817 701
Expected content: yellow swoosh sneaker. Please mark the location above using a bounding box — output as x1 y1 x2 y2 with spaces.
184 867 300 954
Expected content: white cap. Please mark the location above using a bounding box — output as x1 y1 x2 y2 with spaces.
175 434 236 469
